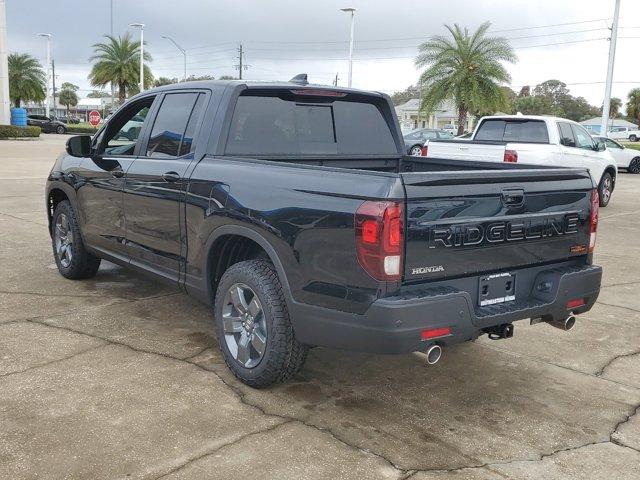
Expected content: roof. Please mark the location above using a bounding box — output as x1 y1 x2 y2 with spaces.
580 117 638 128
396 98 456 115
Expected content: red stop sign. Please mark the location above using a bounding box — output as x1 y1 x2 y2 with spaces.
88 110 101 127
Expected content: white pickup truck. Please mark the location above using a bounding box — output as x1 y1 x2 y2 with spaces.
608 126 640 142
423 115 618 206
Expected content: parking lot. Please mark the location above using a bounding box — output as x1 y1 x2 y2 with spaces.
1 134 639 479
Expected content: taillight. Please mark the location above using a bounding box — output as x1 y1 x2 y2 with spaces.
589 188 599 252
566 298 586 309
355 201 404 281
503 149 518 163
420 145 429 157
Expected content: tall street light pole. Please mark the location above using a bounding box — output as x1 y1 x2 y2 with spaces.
601 0 621 136
340 7 356 88
161 35 186 82
0 0 10 125
110 0 115 108
37 33 52 117
130 23 145 93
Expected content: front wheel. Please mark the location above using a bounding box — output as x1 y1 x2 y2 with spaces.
214 260 308 388
56 125 66 134
629 158 640 174
51 201 101 279
598 172 613 207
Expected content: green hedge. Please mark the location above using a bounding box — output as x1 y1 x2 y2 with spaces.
0 125 41 138
66 126 99 134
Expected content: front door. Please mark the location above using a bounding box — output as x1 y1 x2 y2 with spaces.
124 91 206 281
74 96 156 260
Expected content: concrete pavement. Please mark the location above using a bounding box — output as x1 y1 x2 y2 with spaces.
0 135 638 479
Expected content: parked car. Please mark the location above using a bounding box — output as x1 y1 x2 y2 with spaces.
594 136 640 173
442 124 458 135
46 81 602 387
27 114 67 134
423 115 618 207
608 126 640 142
403 128 453 155
59 115 81 125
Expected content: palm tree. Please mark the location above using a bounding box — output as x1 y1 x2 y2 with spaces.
8 53 46 107
415 22 517 135
88 33 153 103
609 97 622 119
627 89 640 127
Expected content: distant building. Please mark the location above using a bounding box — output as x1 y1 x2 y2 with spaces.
395 99 474 133
580 117 638 135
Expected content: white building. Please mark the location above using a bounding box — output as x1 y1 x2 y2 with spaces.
395 99 474 133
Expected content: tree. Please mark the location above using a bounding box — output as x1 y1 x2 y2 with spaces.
218 75 236 80
8 53 46 107
609 97 622 119
88 33 153 102
627 89 640 126
415 22 516 135
87 90 110 98
514 95 553 116
390 85 420 106
153 77 177 87
58 82 79 117
518 86 530 97
185 74 215 81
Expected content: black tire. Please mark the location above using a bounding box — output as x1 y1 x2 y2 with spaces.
598 172 613 207
51 200 101 279
214 259 308 388
629 158 640 174
56 125 66 134
630 135 638 142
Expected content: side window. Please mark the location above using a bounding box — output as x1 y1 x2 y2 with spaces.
146 92 199 158
571 124 595 150
180 94 206 156
605 139 621 149
438 131 454 139
101 97 155 156
475 120 506 141
558 122 576 147
423 131 438 140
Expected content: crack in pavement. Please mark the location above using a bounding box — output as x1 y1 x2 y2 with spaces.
9 315 640 476
601 280 640 289
0 211 48 227
596 349 640 377
152 420 295 479
0 289 122 299
593 300 640 315
0 343 108 380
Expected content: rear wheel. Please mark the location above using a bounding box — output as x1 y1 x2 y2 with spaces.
51 201 101 279
598 172 613 207
629 158 640 174
630 135 638 142
56 125 66 134
409 145 422 156
214 260 308 388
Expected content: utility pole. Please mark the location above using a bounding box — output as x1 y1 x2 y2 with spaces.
340 8 356 88
110 0 115 108
130 23 145 93
237 43 244 80
51 59 57 117
0 0 10 125
601 0 621 136
37 33 52 117
333 72 339 86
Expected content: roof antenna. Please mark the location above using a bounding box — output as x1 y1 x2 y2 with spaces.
289 73 308 85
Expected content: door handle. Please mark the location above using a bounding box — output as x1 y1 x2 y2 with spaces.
162 171 181 183
111 168 124 178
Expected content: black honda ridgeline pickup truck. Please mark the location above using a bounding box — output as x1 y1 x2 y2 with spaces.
46 79 602 387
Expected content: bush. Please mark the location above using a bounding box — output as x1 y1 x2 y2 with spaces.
66 126 99 134
0 125 41 138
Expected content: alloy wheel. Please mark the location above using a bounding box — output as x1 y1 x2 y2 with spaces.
54 213 74 268
222 283 267 368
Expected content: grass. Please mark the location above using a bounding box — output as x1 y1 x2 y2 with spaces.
622 142 640 151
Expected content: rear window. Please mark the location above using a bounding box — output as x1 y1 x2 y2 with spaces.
226 93 397 156
475 119 549 143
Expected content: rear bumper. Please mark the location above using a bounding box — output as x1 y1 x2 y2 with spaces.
290 263 602 354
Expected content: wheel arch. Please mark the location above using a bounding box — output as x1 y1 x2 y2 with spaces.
203 225 293 305
46 184 74 235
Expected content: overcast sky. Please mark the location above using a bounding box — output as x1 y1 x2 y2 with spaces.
6 0 640 111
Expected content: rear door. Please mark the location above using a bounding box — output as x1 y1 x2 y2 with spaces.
124 91 207 281
558 121 604 182
401 168 594 282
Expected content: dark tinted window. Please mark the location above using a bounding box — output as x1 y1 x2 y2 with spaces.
146 93 199 158
475 119 549 143
226 94 396 156
179 94 206 156
558 122 576 147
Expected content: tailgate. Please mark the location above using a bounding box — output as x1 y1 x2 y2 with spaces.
427 140 505 163
401 168 594 282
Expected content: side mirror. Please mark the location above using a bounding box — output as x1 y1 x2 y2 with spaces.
66 135 92 157
594 140 606 152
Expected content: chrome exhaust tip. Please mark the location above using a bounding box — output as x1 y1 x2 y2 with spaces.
546 315 576 331
425 344 442 365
